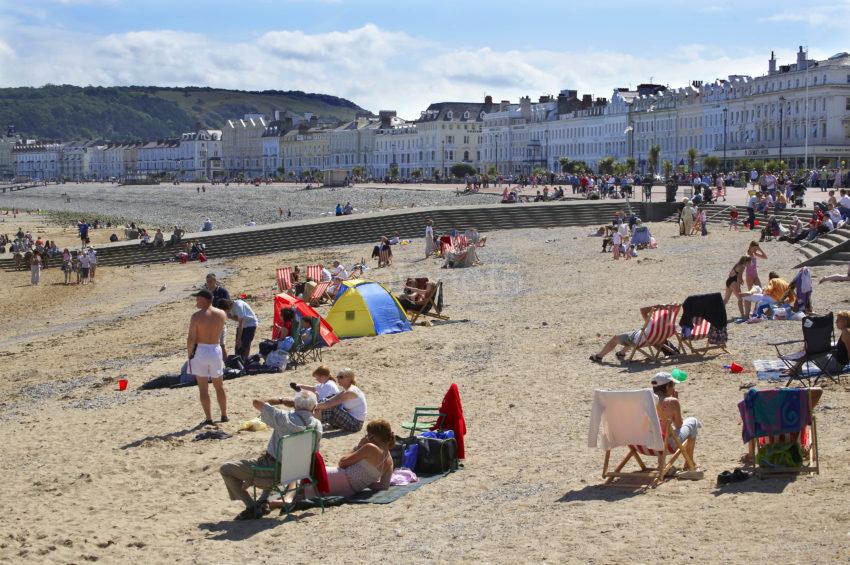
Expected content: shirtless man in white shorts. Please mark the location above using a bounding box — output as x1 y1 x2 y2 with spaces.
187 289 228 425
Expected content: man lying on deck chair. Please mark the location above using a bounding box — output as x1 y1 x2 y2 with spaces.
396 278 432 313
589 304 678 363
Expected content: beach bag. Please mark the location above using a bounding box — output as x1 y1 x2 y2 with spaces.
265 349 289 370
225 355 244 372
244 354 263 374
390 435 418 469
258 339 277 357
707 326 728 345
416 434 459 474
757 442 803 468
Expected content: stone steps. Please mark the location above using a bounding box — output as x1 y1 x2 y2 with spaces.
1 201 675 269
794 227 850 268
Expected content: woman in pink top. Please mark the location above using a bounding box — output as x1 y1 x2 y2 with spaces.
745 241 767 288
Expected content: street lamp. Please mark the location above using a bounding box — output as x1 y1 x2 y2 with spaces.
778 96 785 167
722 108 727 172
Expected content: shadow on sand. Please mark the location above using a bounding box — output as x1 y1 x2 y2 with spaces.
198 511 317 541
120 422 207 449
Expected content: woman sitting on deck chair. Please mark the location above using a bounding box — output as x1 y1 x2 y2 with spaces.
396 278 432 314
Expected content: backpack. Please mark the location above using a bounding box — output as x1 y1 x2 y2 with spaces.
416 436 459 474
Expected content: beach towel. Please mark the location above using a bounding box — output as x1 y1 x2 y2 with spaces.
588 389 664 451
738 387 811 443
288 469 454 508
436 384 466 458
680 293 727 331
753 358 849 381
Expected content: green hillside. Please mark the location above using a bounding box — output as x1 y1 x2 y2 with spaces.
0 85 369 141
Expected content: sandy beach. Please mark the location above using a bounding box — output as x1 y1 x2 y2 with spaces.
1 213 849 563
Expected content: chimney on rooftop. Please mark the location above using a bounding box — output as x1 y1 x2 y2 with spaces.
378 110 397 128
500 100 510 111
581 94 592 109
768 50 777 75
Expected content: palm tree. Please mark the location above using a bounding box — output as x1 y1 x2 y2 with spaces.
559 156 572 173
276 166 285 179
648 145 661 175
662 160 673 180
702 156 721 171
487 164 497 176
625 157 636 173
687 147 697 172
411 168 422 179
597 156 616 175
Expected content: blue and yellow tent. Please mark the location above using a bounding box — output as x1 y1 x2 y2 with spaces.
325 280 412 338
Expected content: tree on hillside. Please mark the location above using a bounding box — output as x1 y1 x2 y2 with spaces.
450 163 476 179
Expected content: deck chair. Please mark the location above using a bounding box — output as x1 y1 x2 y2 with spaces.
401 407 446 437
438 235 453 256
679 317 728 357
306 264 322 282
627 304 682 362
408 281 449 323
289 316 322 365
739 387 818 477
308 281 331 307
250 428 324 514
276 267 292 292
771 312 844 387
589 389 697 489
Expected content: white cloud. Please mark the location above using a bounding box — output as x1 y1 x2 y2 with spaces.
0 23 834 120
760 1 850 27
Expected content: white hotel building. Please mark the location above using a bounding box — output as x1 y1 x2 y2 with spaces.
481 48 850 175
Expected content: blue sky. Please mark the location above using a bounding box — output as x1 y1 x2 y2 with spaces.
1 0 848 117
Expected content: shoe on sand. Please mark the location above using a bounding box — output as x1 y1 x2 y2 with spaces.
677 469 705 481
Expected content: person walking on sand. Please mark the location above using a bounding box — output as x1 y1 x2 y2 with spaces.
425 219 437 257
30 251 41 285
187 289 228 425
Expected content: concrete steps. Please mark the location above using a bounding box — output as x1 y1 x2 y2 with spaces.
794 227 850 268
1 201 676 269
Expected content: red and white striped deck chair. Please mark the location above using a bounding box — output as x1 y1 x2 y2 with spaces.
453 235 469 250
306 265 322 282
276 267 292 292
438 235 453 256
308 280 331 306
628 304 682 362
679 317 728 357
590 389 697 489
744 388 819 476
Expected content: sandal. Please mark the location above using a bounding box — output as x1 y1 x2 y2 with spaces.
589 354 603 364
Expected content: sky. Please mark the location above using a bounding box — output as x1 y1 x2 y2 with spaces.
0 0 848 118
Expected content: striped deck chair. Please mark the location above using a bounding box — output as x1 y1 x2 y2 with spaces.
438 235 453 256
308 280 331 307
627 304 682 362
741 387 819 476
276 267 292 292
306 265 322 282
590 389 697 489
679 317 728 357
408 281 449 323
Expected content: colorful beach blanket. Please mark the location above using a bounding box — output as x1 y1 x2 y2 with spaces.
753 359 850 382
738 388 811 443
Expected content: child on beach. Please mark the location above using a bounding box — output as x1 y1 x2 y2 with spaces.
611 229 622 259
729 207 739 231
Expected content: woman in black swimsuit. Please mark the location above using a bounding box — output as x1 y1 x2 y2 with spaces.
723 256 752 319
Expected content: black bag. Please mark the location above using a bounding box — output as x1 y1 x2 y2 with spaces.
244 354 263 375
258 339 277 357
416 436 459 474
225 355 244 372
390 435 417 469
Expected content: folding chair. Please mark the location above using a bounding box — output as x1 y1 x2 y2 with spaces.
438 235 453 257
589 389 697 489
678 317 728 357
401 407 445 437
308 281 331 307
628 304 682 362
408 281 449 323
297 316 323 363
739 387 819 477
276 267 292 292
771 312 844 387
250 428 325 515
306 265 322 282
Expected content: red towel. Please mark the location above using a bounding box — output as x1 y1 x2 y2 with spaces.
303 451 330 494
434 383 466 459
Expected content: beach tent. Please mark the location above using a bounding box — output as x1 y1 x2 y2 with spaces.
325 280 412 338
272 293 340 347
